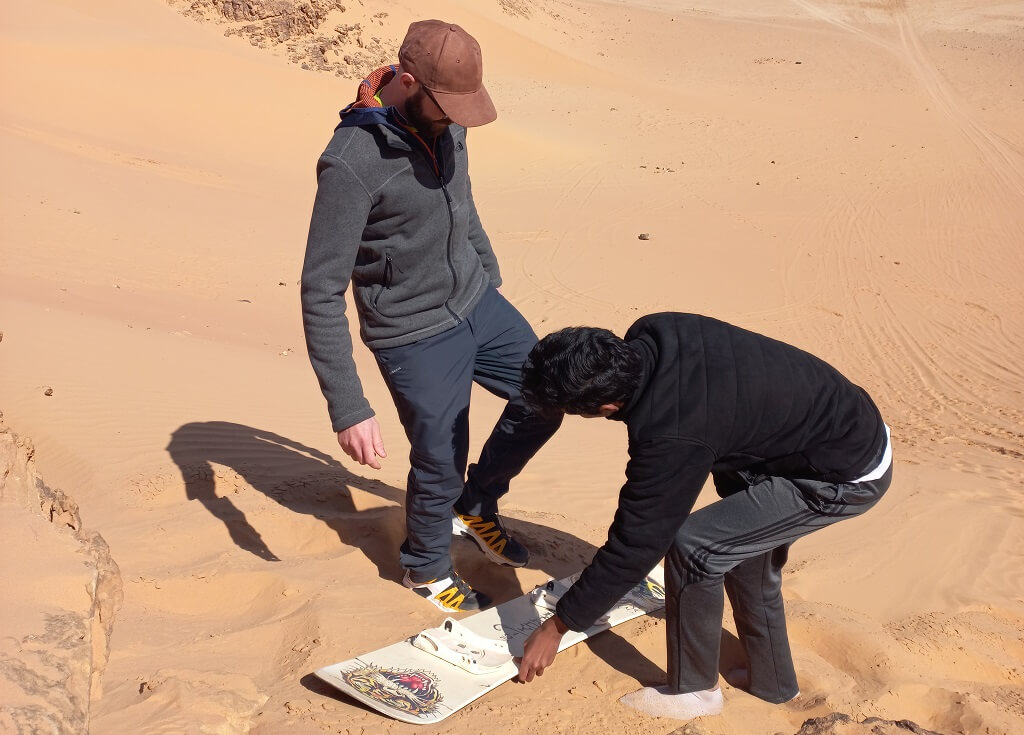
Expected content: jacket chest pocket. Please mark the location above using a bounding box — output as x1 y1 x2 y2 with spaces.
445 171 468 211
437 136 469 207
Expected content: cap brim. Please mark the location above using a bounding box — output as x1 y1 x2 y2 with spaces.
432 84 497 127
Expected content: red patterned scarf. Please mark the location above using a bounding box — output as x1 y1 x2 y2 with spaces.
342 65 397 114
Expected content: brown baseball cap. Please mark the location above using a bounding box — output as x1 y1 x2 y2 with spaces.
399 20 497 127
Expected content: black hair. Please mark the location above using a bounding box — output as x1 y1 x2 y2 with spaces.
521 327 643 416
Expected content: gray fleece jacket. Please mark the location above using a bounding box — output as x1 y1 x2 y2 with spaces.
301 105 501 432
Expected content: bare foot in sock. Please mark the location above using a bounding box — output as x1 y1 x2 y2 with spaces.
619 685 723 720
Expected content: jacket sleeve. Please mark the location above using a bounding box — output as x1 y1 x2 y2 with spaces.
556 437 715 631
300 154 376 432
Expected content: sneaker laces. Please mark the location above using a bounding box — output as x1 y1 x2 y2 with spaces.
459 513 511 550
407 571 476 610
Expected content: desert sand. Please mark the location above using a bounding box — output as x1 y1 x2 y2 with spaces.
1 0 1022 733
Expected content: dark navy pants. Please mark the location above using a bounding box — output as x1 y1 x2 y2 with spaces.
665 463 892 702
373 287 562 582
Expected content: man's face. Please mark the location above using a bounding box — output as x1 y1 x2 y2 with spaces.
405 86 453 139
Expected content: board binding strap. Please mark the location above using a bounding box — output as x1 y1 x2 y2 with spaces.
411 618 514 675
529 577 612 626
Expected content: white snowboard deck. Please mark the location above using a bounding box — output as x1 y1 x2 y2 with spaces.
315 566 666 724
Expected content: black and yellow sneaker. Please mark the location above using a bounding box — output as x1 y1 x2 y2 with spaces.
403 570 493 612
453 512 530 567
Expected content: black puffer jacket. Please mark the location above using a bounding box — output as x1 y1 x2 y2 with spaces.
556 313 886 631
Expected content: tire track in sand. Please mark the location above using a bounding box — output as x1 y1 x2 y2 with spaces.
791 0 1024 202
517 163 627 318
781 0 1024 471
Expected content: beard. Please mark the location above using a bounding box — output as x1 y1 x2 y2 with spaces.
405 89 451 139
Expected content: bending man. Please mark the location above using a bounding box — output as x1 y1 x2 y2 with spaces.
516 313 892 720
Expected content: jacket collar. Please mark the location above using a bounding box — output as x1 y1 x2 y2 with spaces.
335 106 415 151
608 342 652 423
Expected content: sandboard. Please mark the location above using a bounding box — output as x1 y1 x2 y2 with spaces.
314 566 666 724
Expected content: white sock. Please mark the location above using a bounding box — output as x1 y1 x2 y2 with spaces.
619 685 723 720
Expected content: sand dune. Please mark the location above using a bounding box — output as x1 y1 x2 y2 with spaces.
1 0 1022 733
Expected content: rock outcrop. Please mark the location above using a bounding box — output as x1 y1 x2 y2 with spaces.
0 428 122 734
794 713 947 735
165 0 398 77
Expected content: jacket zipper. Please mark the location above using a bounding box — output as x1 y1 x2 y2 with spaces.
408 130 461 324
434 137 461 323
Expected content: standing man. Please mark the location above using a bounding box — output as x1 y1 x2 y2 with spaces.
516 314 892 720
301 20 561 613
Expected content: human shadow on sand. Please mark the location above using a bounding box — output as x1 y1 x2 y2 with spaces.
167 420 410 582
168 421 594 594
